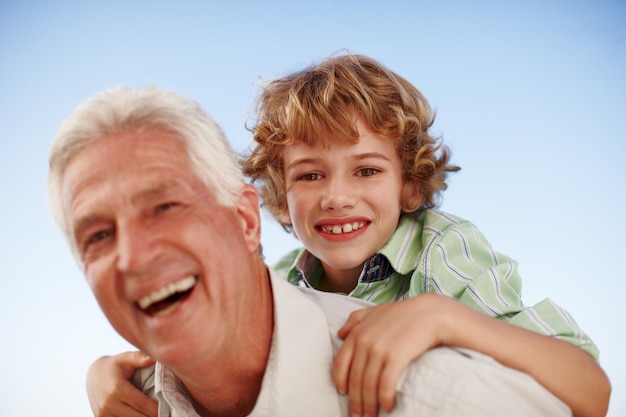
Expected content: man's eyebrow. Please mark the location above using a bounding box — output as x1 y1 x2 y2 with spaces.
72 214 109 243
130 180 192 204
72 182 188 239
131 183 174 204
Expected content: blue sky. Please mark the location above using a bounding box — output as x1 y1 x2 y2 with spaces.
1 1 624 415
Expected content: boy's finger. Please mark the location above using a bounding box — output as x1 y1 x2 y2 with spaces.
120 380 159 417
108 402 156 417
337 310 364 339
378 361 404 412
348 346 370 417
116 353 158 417
119 351 156 370
101 351 156 381
333 339 355 394
360 353 385 417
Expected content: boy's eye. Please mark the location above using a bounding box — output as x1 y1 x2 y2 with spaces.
357 168 379 177
298 173 323 181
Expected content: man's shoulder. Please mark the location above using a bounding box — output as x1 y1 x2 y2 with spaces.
297 285 374 311
270 272 374 330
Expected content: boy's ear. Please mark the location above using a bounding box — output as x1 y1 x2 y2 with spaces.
400 181 423 213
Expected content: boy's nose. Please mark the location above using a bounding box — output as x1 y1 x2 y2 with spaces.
319 176 356 211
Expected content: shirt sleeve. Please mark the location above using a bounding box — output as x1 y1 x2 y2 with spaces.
411 220 599 359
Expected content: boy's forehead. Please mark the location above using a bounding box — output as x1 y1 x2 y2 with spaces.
284 132 400 166
287 131 365 150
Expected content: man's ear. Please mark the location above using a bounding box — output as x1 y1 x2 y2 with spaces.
400 180 423 213
237 184 262 252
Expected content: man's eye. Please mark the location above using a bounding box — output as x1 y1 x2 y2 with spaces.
155 202 177 213
357 168 379 177
87 230 111 245
298 173 323 181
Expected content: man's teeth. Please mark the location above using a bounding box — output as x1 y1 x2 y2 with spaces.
138 276 197 310
322 222 365 234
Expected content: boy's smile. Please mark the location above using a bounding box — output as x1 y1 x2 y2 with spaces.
282 119 404 292
315 217 369 242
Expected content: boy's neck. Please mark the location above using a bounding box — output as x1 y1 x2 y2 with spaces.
318 265 364 294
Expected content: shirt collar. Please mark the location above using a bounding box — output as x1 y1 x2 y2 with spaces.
153 362 197 417
291 212 425 287
377 211 425 274
152 271 346 417
249 271 346 416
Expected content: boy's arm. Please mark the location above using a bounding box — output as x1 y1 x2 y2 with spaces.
413 219 599 356
334 293 611 417
86 352 158 417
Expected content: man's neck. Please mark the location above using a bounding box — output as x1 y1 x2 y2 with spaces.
188 372 265 417
179 260 274 417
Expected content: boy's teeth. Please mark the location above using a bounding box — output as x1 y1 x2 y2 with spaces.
138 276 197 310
324 222 363 234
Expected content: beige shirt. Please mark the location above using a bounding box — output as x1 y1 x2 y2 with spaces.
132 271 571 417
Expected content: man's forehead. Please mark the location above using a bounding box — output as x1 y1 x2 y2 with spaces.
68 172 197 211
62 139 201 223
130 178 197 202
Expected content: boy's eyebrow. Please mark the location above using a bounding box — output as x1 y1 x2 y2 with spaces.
285 152 392 170
285 157 321 170
352 152 393 162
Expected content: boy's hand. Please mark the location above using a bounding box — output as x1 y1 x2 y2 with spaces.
86 351 158 417
333 295 450 417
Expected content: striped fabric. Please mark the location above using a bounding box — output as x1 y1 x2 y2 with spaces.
273 209 599 359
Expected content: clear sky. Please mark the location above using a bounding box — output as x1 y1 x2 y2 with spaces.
1 1 624 415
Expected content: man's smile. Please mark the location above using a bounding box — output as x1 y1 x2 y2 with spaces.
137 276 197 317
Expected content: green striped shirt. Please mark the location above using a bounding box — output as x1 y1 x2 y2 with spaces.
273 209 599 359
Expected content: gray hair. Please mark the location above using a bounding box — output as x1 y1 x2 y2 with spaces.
48 85 245 256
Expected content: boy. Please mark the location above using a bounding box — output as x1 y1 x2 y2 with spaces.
87 53 610 417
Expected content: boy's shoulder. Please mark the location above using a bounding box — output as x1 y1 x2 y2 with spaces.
422 208 469 226
272 247 306 277
375 209 480 274
399 208 474 236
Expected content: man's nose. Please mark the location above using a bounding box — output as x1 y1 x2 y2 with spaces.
115 221 159 275
319 175 357 211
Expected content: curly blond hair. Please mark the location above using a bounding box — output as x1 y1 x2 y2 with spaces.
241 53 459 228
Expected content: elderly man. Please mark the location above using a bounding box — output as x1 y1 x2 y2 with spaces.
48 86 570 417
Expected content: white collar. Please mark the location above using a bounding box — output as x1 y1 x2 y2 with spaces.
248 271 346 416
154 270 347 417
